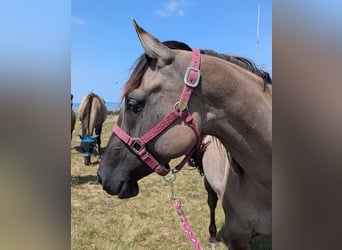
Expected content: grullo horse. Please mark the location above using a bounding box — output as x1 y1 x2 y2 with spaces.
78 93 107 165
98 20 272 250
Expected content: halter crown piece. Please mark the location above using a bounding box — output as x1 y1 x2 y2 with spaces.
113 48 202 176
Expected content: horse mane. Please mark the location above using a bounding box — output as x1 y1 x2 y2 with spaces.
121 40 272 101
188 137 210 176
200 50 272 91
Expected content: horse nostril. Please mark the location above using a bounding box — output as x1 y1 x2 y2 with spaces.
97 174 102 185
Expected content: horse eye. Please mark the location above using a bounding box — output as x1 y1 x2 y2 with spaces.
126 98 145 113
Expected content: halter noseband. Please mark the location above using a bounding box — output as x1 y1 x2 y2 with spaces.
113 48 202 176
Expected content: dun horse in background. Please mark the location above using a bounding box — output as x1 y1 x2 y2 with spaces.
71 94 76 140
189 135 231 245
98 20 272 250
78 93 107 165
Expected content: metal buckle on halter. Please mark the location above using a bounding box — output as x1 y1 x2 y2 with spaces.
131 139 144 154
184 66 201 87
174 101 189 112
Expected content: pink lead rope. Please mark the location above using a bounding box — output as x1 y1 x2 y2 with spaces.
164 171 204 250
173 201 204 250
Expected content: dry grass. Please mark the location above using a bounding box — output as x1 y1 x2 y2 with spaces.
71 114 271 249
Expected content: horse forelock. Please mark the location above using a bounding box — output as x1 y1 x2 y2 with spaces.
121 40 192 103
121 55 149 102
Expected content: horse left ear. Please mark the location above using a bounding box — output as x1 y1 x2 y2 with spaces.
78 135 84 140
90 135 99 139
132 18 174 66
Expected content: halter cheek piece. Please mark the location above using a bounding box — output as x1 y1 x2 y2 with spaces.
113 48 202 176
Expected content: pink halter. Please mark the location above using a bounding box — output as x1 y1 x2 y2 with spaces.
113 48 202 176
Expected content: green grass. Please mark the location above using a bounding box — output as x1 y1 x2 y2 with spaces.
71 114 271 249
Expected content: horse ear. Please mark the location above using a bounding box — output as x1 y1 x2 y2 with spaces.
78 135 83 140
132 18 174 66
91 135 99 139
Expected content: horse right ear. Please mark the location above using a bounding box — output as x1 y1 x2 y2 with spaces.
78 135 84 140
131 18 174 67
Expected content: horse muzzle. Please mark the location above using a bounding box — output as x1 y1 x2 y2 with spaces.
97 171 139 199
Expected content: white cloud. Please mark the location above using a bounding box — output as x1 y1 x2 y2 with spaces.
178 10 184 16
156 0 186 17
72 16 86 26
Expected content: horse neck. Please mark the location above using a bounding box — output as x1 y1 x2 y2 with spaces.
200 58 272 184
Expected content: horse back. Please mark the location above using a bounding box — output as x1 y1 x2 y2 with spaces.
78 93 107 135
89 96 107 129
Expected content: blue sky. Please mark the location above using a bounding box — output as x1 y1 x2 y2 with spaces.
72 0 272 103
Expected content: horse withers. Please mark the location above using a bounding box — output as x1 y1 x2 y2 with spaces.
78 93 107 165
98 20 272 250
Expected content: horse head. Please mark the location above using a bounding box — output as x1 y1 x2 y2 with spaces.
79 135 99 165
97 20 204 198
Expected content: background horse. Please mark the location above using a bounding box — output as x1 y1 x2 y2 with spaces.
189 135 230 246
78 93 107 165
71 94 76 139
191 136 273 249
98 20 272 250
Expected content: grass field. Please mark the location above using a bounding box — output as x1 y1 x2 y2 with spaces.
71 114 271 249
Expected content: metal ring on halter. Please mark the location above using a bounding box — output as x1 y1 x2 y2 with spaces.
163 169 177 185
174 101 188 111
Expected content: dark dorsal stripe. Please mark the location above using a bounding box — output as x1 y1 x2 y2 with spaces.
83 93 95 136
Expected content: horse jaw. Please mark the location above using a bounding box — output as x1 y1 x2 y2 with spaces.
131 18 174 66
